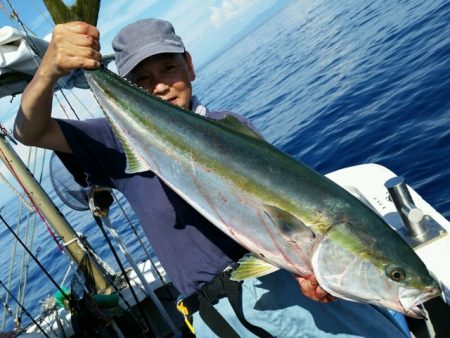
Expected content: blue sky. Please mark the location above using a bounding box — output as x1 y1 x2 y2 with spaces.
0 0 284 65
0 0 287 204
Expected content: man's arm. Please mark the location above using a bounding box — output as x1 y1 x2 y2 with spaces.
14 22 101 153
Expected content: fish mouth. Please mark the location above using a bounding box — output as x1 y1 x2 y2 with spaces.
399 286 441 319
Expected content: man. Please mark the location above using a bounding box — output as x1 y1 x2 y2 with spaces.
14 19 410 337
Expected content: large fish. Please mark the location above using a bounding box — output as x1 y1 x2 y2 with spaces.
45 0 441 318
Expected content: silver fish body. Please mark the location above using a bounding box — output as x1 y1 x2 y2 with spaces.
84 68 440 318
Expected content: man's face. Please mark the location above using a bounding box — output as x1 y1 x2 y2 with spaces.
126 53 195 110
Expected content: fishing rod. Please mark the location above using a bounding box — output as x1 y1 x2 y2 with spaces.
75 233 153 336
0 280 49 337
92 215 153 336
0 213 69 301
100 214 179 335
0 291 19 330
111 193 171 295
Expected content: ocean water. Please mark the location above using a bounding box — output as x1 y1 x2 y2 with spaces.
1 0 450 332
196 0 450 219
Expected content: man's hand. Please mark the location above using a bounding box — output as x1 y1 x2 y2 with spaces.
38 21 101 83
14 21 100 151
295 274 336 303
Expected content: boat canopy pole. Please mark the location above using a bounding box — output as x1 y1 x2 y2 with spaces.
0 134 111 293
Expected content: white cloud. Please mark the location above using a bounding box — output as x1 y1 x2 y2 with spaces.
210 0 258 27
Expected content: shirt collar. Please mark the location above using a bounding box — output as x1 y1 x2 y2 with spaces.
191 95 209 116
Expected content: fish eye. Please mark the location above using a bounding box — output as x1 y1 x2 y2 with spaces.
386 266 406 282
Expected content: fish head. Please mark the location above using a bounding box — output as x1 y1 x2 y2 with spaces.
312 221 441 318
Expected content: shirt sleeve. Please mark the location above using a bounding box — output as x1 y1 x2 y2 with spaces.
54 118 127 189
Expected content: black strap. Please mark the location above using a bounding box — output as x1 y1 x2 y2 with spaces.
223 278 274 338
194 270 274 338
198 292 240 338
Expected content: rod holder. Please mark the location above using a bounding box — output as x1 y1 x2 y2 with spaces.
385 176 446 248
385 176 426 238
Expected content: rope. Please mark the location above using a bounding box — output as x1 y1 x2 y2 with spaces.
17 148 48 320
15 147 36 319
0 172 33 211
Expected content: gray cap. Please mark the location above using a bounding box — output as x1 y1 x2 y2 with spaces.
112 18 185 77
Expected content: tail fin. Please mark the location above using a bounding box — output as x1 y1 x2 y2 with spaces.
43 0 100 26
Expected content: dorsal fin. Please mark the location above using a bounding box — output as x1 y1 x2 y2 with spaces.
43 0 100 26
215 114 263 140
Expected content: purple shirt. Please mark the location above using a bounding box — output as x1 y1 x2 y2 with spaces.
56 115 248 296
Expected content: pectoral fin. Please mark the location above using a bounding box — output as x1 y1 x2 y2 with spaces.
264 204 316 240
230 254 279 281
264 204 319 269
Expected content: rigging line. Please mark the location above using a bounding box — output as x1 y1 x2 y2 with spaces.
62 86 97 119
0 280 49 337
56 88 81 120
54 76 99 120
53 93 71 119
0 1 13 20
0 145 64 251
28 0 54 28
3 0 46 58
112 192 154 260
3 0 86 121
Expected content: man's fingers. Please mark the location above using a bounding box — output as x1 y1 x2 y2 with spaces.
66 55 101 69
65 21 100 40
296 275 336 303
67 33 100 50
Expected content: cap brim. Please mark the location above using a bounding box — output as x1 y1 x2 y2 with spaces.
120 43 185 77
